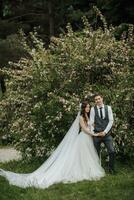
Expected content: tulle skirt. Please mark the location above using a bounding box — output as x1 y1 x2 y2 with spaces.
0 132 105 189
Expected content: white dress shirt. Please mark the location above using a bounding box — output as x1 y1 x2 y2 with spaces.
89 104 114 134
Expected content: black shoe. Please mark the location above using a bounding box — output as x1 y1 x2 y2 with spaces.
108 169 117 175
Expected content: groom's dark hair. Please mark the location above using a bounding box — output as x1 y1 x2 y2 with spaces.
94 93 103 98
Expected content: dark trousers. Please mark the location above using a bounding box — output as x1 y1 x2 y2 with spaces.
93 134 115 170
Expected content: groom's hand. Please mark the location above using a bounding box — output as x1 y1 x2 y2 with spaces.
94 132 106 137
99 132 106 137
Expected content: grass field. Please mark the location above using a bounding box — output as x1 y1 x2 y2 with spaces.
0 159 134 200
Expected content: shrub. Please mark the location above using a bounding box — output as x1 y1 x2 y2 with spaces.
0 15 133 160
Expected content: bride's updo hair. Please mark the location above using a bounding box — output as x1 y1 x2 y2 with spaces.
80 100 90 124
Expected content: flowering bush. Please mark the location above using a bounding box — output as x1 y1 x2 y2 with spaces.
0 13 133 160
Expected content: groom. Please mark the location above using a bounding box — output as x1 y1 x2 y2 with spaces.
90 94 116 174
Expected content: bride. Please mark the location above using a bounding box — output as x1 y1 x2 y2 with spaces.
0 101 105 189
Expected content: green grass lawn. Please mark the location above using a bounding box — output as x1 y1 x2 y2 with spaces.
0 159 134 200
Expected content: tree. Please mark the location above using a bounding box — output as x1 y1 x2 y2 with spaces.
96 0 134 25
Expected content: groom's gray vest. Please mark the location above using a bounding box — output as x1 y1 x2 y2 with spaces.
94 105 111 135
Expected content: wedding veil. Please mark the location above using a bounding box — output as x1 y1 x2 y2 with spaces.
0 111 80 188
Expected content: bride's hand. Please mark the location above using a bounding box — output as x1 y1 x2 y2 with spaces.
93 133 100 137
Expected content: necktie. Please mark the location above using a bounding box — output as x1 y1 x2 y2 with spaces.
99 107 103 119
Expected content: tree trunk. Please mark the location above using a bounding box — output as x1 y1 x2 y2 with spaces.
0 0 3 18
48 0 54 38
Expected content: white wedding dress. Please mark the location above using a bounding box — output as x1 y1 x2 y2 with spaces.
0 112 105 189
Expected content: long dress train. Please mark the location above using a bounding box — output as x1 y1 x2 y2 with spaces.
0 113 105 188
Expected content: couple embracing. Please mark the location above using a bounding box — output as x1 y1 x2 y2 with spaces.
0 94 116 189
